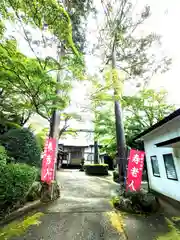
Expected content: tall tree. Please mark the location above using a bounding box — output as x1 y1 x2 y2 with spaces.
93 0 171 180
123 89 175 148
0 38 83 139
0 0 85 138
63 0 95 51
94 89 175 155
0 39 60 120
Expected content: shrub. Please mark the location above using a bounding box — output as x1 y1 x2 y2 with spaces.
26 181 42 202
111 196 121 208
114 190 159 213
0 145 7 167
0 163 37 214
0 128 41 167
113 170 119 183
36 168 41 182
104 155 114 170
84 164 109 176
0 121 21 135
0 145 14 166
35 133 46 152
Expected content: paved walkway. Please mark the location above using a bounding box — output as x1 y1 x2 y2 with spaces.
1 170 180 239
11 170 126 240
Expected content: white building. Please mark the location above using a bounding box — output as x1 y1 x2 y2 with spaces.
135 108 180 203
58 143 95 166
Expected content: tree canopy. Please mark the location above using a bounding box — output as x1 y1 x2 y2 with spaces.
0 0 175 155
0 0 88 138
63 0 95 51
96 0 171 84
94 89 175 156
0 39 68 124
89 0 172 160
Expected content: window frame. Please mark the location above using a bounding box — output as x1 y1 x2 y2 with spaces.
71 151 82 159
163 153 178 181
150 155 160 177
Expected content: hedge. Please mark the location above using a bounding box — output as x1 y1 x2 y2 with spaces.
84 164 109 176
0 121 21 135
0 145 7 167
0 128 41 167
0 163 38 215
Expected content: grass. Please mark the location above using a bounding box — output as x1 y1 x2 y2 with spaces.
110 194 180 240
0 212 43 240
156 218 180 240
110 196 121 207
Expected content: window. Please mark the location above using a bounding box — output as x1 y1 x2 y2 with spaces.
71 151 82 159
163 154 178 180
151 156 160 177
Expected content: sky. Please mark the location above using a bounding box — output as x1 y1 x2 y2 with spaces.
86 0 180 106
5 0 180 145
8 0 180 108
139 0 180 107
61 0 180 144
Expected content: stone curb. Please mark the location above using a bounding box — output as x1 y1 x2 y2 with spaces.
0 200 43 226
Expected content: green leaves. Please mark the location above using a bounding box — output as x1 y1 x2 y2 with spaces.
1 0 78 55
123 89 175 148
0 128 41 166
96 0 171 85
0 40 57 121
0 163 37 213
93 88 175 154
64 0 94 51
0 37 80 123
123 89 175 127
0 0 89 134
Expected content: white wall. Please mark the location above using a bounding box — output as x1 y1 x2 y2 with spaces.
143 116 180 201
84 146 94 163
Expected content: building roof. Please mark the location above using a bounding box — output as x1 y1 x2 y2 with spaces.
58 144 89 148
155 136 180 147
134 108 180 141
89 144 103 148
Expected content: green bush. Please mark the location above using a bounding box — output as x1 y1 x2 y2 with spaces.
0 145 14 166
36 168 41 182
84 164 109 176
113 170 120 183
0 145 7 167
35 133 46 152
0 128 41 167
115 190 159 213
0 163 37 214
26 181 42 202
0 121 21 135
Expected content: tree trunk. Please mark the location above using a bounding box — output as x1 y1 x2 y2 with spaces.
112 42 127 184
41 47 62 202
94 141 99 164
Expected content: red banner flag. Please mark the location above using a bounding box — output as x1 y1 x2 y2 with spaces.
41 138 57 184
126 149 145 191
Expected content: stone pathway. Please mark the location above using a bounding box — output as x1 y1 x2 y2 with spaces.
5 170 126 240
1 170 180 240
